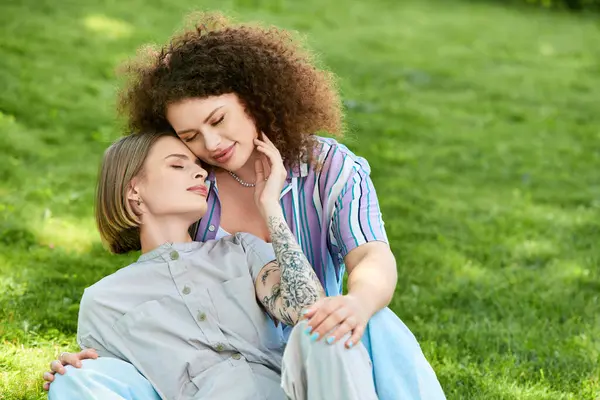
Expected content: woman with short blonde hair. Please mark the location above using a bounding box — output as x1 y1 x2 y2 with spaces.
48 131 378 399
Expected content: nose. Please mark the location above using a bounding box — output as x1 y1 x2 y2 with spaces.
193 164 208 180
203 129 221 151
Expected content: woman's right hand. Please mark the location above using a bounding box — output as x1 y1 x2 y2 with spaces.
42 349 98 391
253 134 287 215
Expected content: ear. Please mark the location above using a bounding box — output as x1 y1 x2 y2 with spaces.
126 179 144 219
126 179 140 203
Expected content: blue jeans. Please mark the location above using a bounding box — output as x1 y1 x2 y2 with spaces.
48 358 160 400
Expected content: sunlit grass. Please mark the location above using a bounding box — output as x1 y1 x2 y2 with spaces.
35 217 98 254
83 14 133 39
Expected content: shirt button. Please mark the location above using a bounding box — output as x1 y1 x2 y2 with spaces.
232 353 241 360
170 251 179 260
197 311 206 322
182 286 191 295
208 225 215 232
215 343 225 352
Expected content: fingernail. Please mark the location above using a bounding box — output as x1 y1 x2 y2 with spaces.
326 336 335 344
304 326 313 335
310 332 320 342
300 309 310 316
347 341 353 349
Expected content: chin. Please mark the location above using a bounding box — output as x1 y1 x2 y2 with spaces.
227 151 253 172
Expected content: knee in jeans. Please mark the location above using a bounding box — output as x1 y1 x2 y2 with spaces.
48 365 85 397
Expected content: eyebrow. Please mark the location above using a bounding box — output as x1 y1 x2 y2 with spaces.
175 106 224 136
165 154 189 161
165 154 203 166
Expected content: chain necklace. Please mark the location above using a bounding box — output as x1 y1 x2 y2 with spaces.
228 171 256 187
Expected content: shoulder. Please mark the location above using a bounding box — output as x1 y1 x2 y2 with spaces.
200 234 274 262
201 234 257 255
311 136 371 176
302 137 372 201
234 233 274 260
79 261 148 317
233 233 276 280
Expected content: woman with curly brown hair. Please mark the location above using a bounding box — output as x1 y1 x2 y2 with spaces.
44 13 445 400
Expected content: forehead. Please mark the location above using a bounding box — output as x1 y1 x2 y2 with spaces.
167 94 239 120
147 136 195 159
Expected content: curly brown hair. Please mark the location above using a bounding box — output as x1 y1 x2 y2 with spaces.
118 12 344 165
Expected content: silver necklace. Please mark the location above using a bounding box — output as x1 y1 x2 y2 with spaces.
228 171 256 187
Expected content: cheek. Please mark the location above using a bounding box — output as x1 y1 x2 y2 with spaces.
230 114 258 143
142 174 181 205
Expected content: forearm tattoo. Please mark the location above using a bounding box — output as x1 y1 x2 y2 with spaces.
264 215 325 325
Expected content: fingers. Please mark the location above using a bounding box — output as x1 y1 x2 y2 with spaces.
258 132 275 147
300 298 323 320
55 349 94 369
260 154 271 178
346 324 366 349
43 371 55 383
312 307 352 342
254 144 285 185
326 316 358 345
79 348 98 360
254 132 281 166
302 296 366 349
254 136 280 159
304 299 344 342
45 349 97 391
50 360 66 375
254 139 279 160
254 158 265 182
62 352 82 368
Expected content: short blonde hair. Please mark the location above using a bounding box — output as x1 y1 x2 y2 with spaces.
95 132 174 254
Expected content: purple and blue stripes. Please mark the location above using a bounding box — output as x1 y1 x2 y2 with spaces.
195 136 388 297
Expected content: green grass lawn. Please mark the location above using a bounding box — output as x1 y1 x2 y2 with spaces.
1 0 599 398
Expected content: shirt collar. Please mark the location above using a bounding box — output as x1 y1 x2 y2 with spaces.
137 241 202 262
287 159 309 179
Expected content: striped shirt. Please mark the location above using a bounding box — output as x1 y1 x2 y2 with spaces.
192 136 388 297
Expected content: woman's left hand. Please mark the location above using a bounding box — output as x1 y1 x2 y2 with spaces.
253 134 287 213
302 294 370 348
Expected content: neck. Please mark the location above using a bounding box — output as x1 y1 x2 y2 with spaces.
228 151 260 183
139 214 194 253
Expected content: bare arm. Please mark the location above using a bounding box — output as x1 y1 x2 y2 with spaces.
254 209 325 326
345 241 397 317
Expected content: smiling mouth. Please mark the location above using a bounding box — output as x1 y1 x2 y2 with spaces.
212 143 236 162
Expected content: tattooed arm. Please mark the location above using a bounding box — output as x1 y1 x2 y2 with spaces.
250 134 324 325
254 208 326 326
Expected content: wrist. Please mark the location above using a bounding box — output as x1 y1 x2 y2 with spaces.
346 290 381 319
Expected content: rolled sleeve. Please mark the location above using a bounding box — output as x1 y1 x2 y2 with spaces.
330 164 389 257
237 233 277 281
